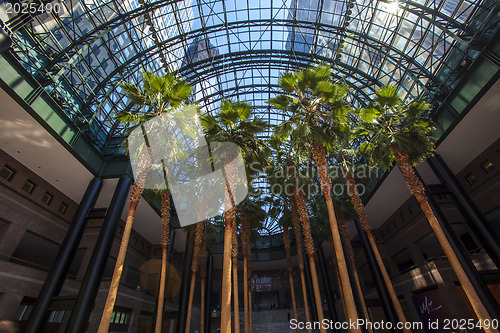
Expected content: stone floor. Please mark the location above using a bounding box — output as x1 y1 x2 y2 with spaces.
209 307 318 332
248 308 309 332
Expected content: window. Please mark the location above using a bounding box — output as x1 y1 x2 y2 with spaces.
125 266 141 289
48 310 65 323
58 203 68 214
109 308 131 331
0 166 15 181
481 160 495 173
408 205 413 215
41 192 53 205
11 231 60 270
465 173 477 185
13 297 36 322
22 180 36 194
417 233 444 260
393 248 415 273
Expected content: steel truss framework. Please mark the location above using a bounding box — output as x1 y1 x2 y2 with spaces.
0 0 499 236
1 0 499 155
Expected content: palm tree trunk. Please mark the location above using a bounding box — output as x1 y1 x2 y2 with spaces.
155 191 171 333
98 150 151 333
289 194 312 333
392 148 495 331
243 252 249 333
328 237 347 321
343 168 409 332
199 239 208 333
241 213 250 333
221 212 235 333
310 143 360 331
232 223 241 333
221 154 239 333
283 227 300 333
294 189 326 333
200 275 206 333
336 211 373 333
185 274 197 333
247 242 253 333
186 222 206 333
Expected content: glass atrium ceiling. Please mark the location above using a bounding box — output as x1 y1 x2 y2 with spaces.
1 0 498 158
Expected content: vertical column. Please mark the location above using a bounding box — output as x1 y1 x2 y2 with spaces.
66 176 132 333
414 167 500 319
176 230 194 333
25 177 103 333
354 218 399 332
428 155 500 268
318 247 338 325
204 255 213 333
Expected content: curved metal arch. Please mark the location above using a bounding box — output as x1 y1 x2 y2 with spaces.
77 18 438 108
179 58 374 105
42 0 474 68
44 0 186 69
191 83 367 112
84 17 434 85
82 48 380 116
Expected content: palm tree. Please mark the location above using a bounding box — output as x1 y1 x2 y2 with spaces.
199 238 208 333
266 158 312 332
310 192 373 333
98 72 191 333
200 100 270 333
286 159 326 333
271 64 360 329
157 191 172 332
281 222 300 333
336 207 373 333
238 196 266 333
328 119 411 330
341 161 410 330
358 85 495 328
200 222 222 333
232 222 241 333
289 188 312 333
185 221 206 333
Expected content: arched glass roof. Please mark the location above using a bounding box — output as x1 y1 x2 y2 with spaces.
2 0 498 156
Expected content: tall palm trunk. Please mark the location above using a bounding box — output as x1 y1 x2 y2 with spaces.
392 149 495 330
185 222 206 333
241 213 251 333
221 157 238 333
247 261 253 333
232 222 241 333
293 187 326 333
336 211 373 333
310 143 360 331
289 194 312 333
200 239 207 333
343 168 409 332
283 227 300 333
155 191 171 333
328 237 347 321
221 205 236 333
221 217 235 333
98 149 152 333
